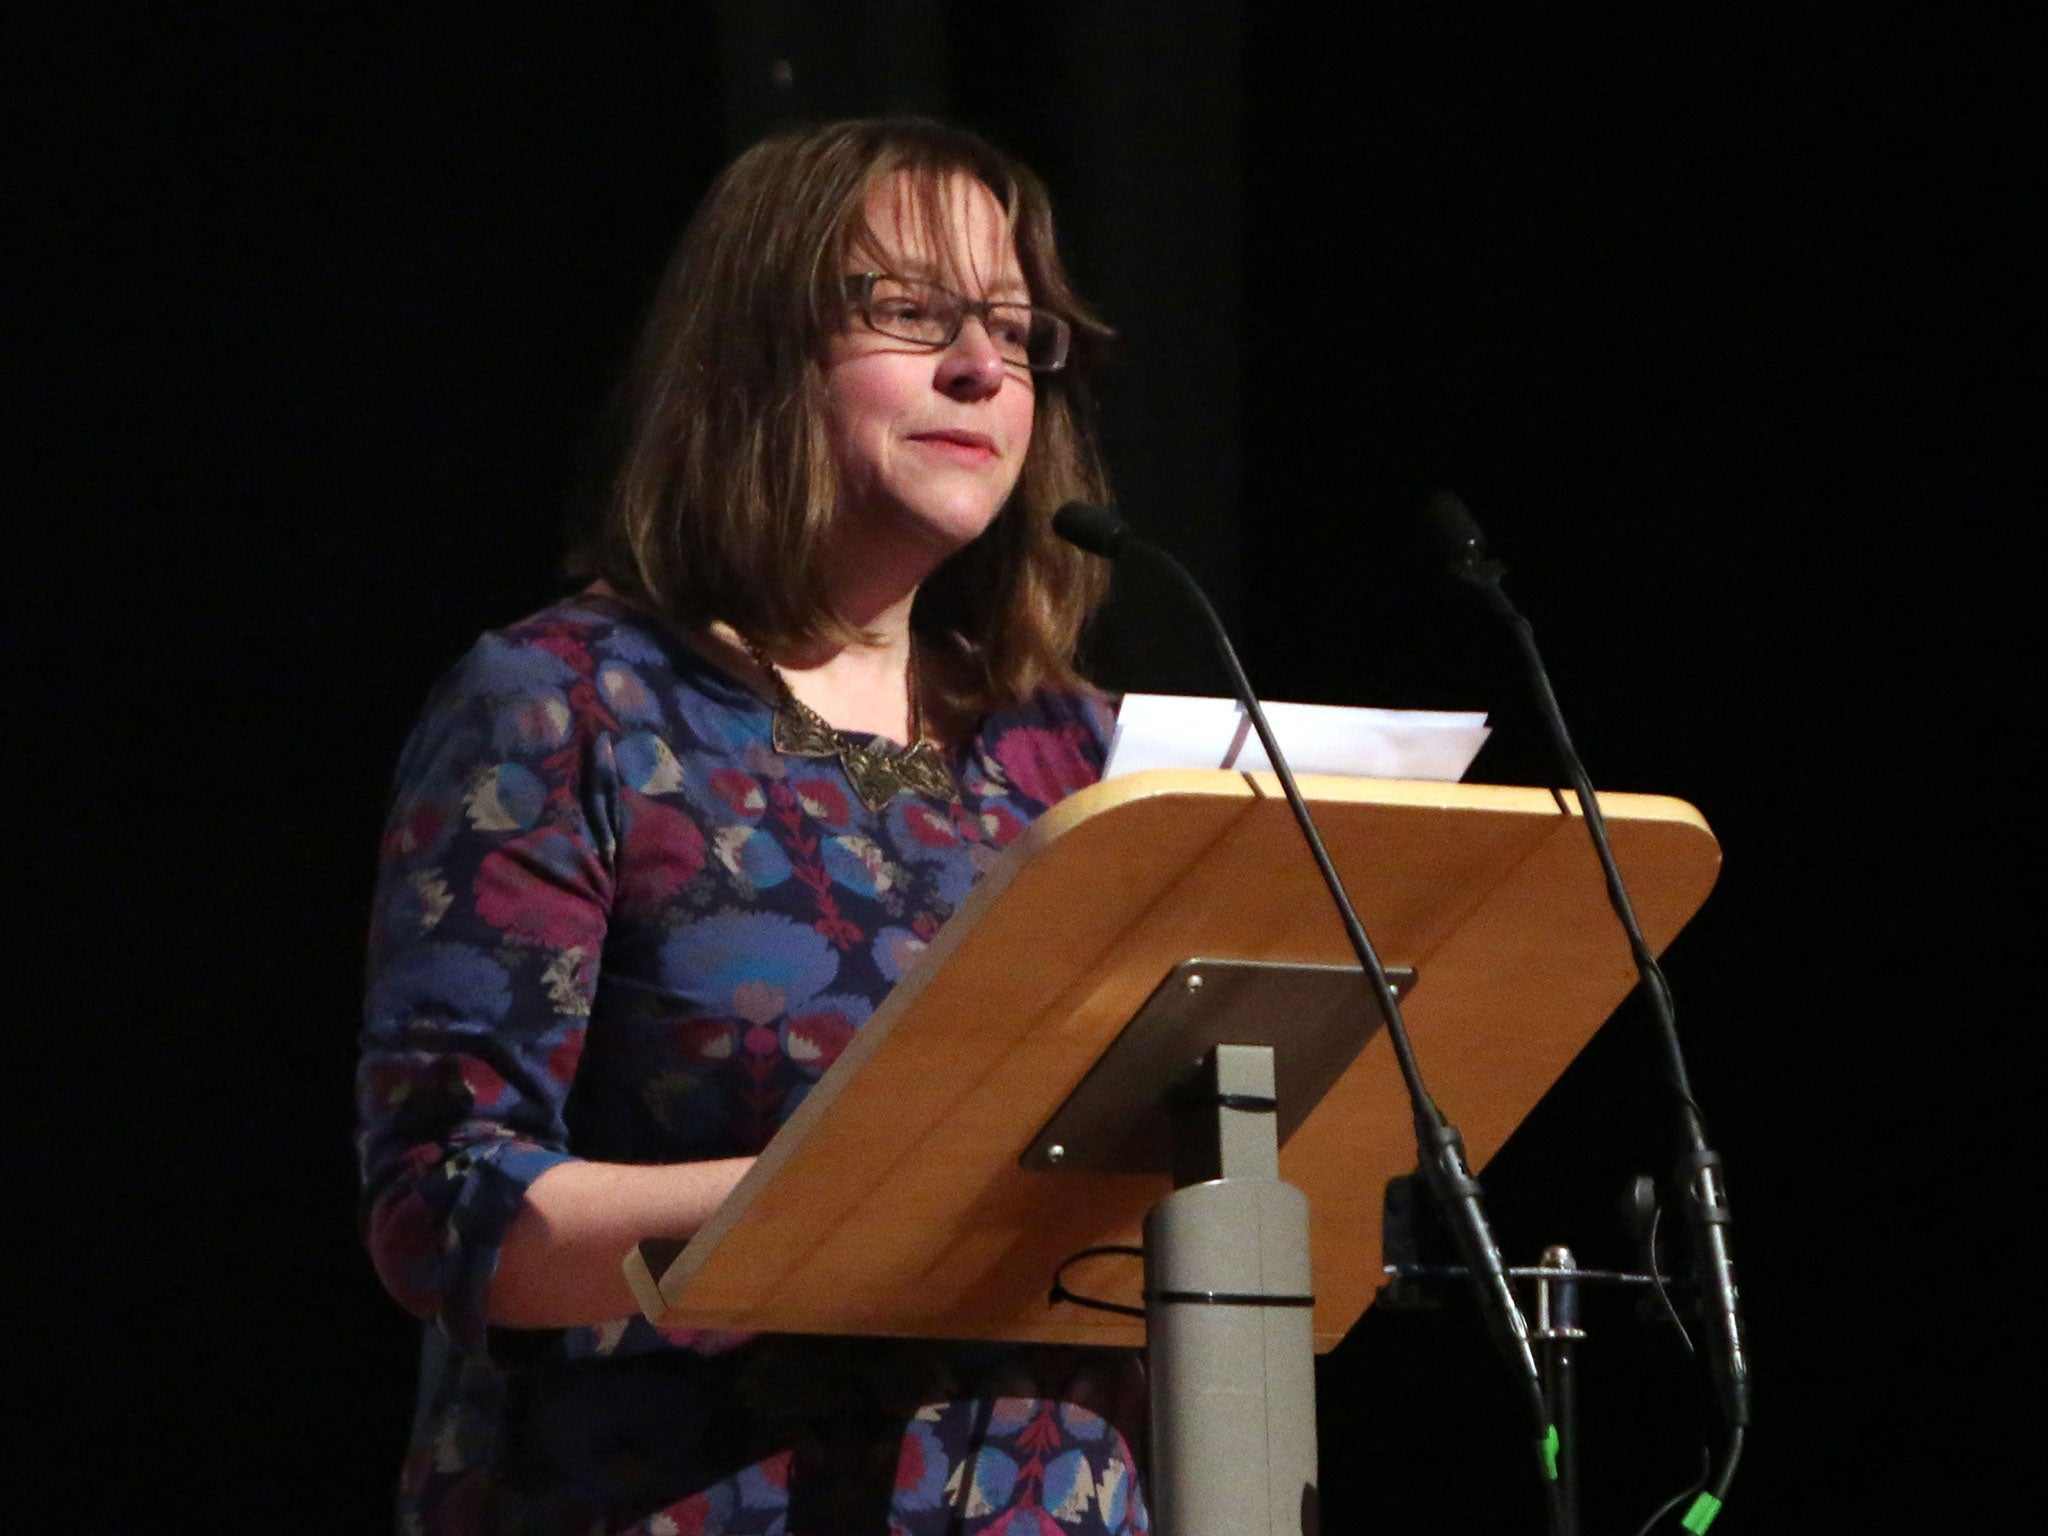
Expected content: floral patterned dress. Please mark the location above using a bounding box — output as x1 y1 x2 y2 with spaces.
358 593 1149 1536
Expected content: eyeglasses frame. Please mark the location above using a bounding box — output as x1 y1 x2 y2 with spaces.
843 271 1071 374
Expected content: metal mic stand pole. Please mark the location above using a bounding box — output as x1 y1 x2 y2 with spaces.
1533 1247 1585 1536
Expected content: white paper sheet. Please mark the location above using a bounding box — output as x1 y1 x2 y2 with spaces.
1104 694 1491 783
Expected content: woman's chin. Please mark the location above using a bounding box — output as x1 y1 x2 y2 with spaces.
861 495 1009 563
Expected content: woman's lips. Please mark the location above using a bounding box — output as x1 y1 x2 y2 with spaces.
909 430 998 462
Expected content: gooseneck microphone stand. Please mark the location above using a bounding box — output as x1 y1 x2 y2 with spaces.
1428 492 1751 1530
1053 502 1565 1533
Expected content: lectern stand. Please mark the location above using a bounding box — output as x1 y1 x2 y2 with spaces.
626 769 1720 1535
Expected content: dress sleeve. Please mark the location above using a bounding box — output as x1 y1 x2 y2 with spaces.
1074 687 1117 775
356 629 621 1355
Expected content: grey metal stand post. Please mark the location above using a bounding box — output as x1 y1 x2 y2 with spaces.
1145 1043 1319 1536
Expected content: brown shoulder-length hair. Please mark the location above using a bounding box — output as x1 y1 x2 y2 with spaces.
575 116 1114 715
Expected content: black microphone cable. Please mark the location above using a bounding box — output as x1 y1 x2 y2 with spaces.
1054 500 1565 1526
1426 491 1750 1530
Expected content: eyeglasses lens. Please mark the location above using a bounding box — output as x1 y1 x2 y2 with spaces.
862 278 1067 372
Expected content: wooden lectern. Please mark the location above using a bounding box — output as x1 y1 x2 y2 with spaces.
626 769 1720 1533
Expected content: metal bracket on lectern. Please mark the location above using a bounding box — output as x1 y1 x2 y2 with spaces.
1020 958 1416 1175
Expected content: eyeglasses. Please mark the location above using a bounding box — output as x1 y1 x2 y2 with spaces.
845 272 1071 373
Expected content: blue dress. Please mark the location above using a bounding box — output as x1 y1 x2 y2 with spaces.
358 593 1149 1536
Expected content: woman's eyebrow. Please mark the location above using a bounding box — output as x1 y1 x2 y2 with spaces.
883 256 1031 301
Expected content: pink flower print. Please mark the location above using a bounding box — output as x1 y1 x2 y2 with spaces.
528 628 580 662
901 801 960 849
782 1008 856 1075
792 775 852 826
473 829 609 950
895 1418 951 1512
458 1055 509 1108
994 724 1095 808
667 1017 738 1064
545 1031 584 1086
979 803 1026 847
616 791 707 909
643 1486 716 1536
384 800 447 861
366 1157 448 1320
710 768 767 816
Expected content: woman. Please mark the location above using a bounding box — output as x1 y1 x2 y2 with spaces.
358 117 1146 1536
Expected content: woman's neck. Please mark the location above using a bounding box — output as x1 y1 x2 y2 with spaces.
765 533 948 743
708 592 923 748
587 571 931 744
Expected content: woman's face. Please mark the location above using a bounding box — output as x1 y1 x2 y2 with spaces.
823 172 1036 569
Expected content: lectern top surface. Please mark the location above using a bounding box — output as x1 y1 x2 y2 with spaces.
631 770 1720 1351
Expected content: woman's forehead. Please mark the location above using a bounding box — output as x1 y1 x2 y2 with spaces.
855 170 1024 295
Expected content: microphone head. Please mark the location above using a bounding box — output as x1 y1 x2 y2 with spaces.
1425 491 1490 571
1052 501 1129 559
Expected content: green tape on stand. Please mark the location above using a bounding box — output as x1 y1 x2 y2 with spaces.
1541 1425 1559 1481
1680 1492 1724 1533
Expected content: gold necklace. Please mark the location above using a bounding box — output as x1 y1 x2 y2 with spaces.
742 636 956 813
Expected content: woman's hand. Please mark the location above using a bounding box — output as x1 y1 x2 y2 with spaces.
488 1156 756 1329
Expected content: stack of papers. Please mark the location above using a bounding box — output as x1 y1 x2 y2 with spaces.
1104 694 1490 784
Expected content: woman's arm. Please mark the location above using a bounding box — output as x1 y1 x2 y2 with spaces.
360 620 711 1351
489 1155 755 1328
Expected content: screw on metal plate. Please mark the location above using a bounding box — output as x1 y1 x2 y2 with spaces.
1046 1144 1065 1165
1186 973 1203 992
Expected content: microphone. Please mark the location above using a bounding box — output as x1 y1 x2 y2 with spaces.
1055 500 1557 1490
1052 500 1128 559
1425 490 1496 583
1426 492 1752 1483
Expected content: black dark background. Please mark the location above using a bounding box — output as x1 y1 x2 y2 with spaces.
13 5 2038 1532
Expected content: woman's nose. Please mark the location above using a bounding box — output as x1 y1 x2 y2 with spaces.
937 316 1009 400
